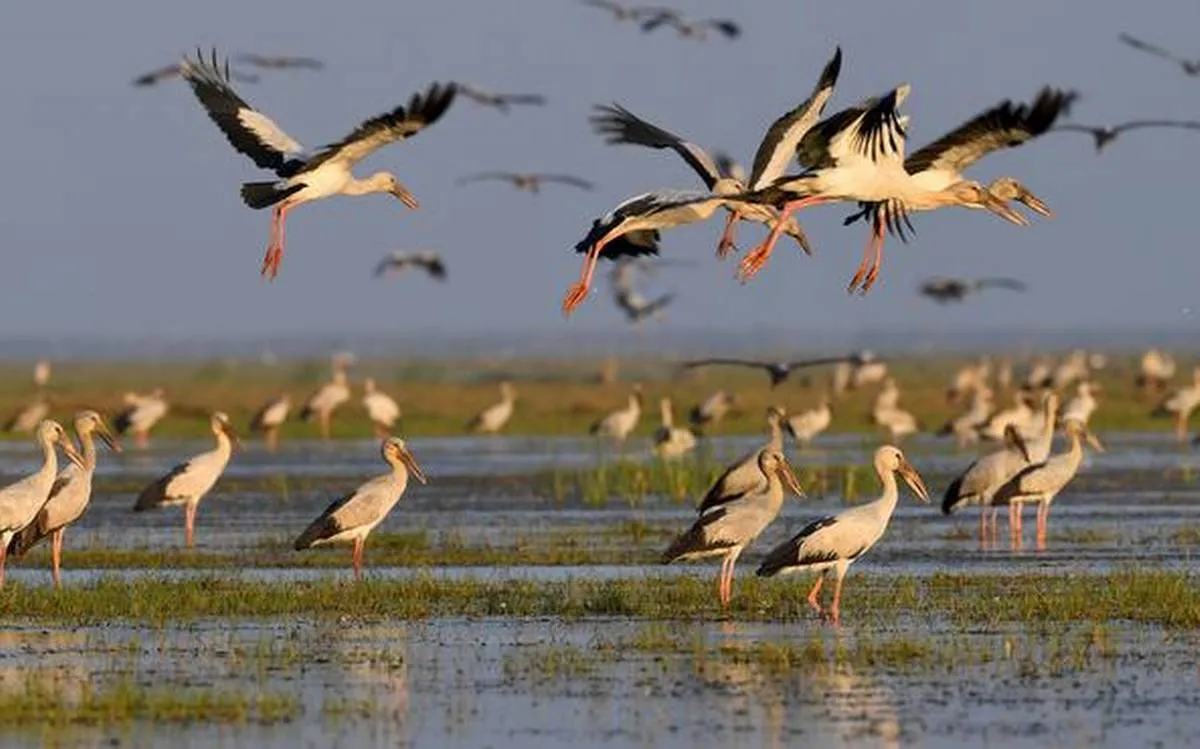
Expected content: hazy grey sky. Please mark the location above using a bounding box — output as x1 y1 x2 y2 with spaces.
1 0 1198 344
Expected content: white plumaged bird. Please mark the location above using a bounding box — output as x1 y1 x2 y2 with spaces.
0 421 84 587
249 393 291 452
662 446 803 607
785 397 832 447
362 378 402 437
756 446 929 624
133 412 238 549
1060 381 1100 427
1155 367 1200 442
4 398 50 434
301 368 351 441
993 420 1103 549
689 390 737 432
940 387 993 447
941 424 1032 543
293 437 427 580
469 382 517 434
8 412 120 587
652 397 696 459
979 390 1037 441
114 388 169 448
589 385 643 444
178 49 456 279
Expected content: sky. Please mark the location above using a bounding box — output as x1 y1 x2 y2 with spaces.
0 0 1198 351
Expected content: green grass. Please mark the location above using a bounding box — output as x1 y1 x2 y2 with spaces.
5 571 1200 628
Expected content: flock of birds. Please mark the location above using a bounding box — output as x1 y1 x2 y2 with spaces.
1 344 1197 616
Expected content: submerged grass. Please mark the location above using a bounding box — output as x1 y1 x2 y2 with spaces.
5 570 1200 629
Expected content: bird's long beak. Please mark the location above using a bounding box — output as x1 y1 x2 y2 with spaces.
96 421 122 453
1012 186 1053 218
776 457 805 498
59 439 85 470
400 446 428 484
983 192 1031 227
897 458 929 502
391 184 419 210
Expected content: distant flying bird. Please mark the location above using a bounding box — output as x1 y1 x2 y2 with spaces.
178 49 456 279
1053 121 1200 152
1118 33 1200 76
581 0 662 22
236 53 325 70
641 10 740 40
455 172 594 193
456 84 547 113
133 62 258 87
374 251 447 280
681 354 864 388
609 258 674 325
919 276 1027 303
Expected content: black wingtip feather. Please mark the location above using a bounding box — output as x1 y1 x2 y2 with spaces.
941 476 965 515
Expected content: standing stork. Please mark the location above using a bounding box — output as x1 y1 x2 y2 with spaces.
133 412 238 549
756 446 928 624
294 437 427 580
468 382 517 434
249 393 290 453
362 378 402 437
178 50 456 279
784 396 832 448
663 446 803 608
113 389 169 448
0 421 84 587
301 366 351 441
589 385 643 445
1061 381 1100 428
941 425 1032 545
652 397 696 459
1155 367 1200 442
8 412 120 587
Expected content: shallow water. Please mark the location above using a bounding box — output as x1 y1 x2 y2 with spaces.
4 433 1200 747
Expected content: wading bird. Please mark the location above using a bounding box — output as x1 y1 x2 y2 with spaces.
756 446 928 624
362 378 402 437
580 0 662 22
652 397 696 459
294 437 426 580
8 412 120 587
133 412 238 549
235 53 325 70
689 390 737 432
663 446 803 607
469 382 516 434
0 421 84 587
249 393 290 452
1054 120 1200 152
178 50 456 279
589 385 643 444
919 276 1027 303
1155 367 1200 442
784 396 833 447
373 251 447 280
301 366 351 441
114 389 169 448
1118 33 1200 76
456 172 594 193
456 84 546 113
1137 349 1176 394
681 354 862 388
941 425 1032 544
993 420 1103 549
1061 381 1100 428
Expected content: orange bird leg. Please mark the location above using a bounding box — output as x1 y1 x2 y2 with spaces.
262 204 292 280
848 222 886 294
352 537 364 580
51 528 64 588
716 210 740 258
562 236 611 317
738 196 828 282
806 574 825 615
829 573 844 625
184 503 197 549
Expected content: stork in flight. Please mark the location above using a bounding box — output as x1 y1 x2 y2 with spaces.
178 50 456 279
1118 33 1200 76
580 0 663 22
374 251 447 280
741 87 1071 293
456 84 547 113
919 276 1027 303
235 53 325 70
1053 120 1200 152
640 10 740 40
681 353 871 388
456 172 594 193
133 62 258 87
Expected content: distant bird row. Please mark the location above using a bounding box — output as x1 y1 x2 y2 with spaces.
582 1 740 40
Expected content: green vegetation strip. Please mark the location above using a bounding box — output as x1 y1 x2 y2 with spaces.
4 571 1199 628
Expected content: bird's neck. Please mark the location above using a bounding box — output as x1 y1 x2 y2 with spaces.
343 175 388 196
868 465 901 519
78 431 97 472
38 439 58 482
767 421 783 451
215 430 233 455
660 402 673 428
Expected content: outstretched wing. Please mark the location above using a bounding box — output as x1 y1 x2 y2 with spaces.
455 172 517 186
905 87 1076 176
1113 119 1200 135
974 278 1027 292
698 19 741 38
302 82 456 171
538 174 595 190
1118 33 1186 63
799 84 909 171
590 103 723 189
179 49 307 176
748 47 842 189
681 358 770 373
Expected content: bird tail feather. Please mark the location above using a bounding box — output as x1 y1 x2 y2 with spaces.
240 182 304 210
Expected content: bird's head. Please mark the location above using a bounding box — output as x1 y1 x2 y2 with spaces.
758 448 805 498
383 436 427 484
875 445 929 502
987 177 1053 218
1063 418 1104 451
372 172 419 209
212 411 241 449
947 181 1030 227
75 410 121 453
39 419 85 470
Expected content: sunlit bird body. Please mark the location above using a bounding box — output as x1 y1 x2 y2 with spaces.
784 397 832 447
178 50 456 279
8 412 119 587
294 437 426 579
1137 349 1176 393
757 446 928 624
1061 381 1100 427
301 368 351 441
589 385 643 444
663 446 803 607
133 413 238 549
469 382 516 434
941 424 1032 543
689 390 736 432
114 388 169 448
249 394 290 452
939 387 993 447
362 378 402 437
652 397 696 459
0 421 84 587
1155 367 1200 442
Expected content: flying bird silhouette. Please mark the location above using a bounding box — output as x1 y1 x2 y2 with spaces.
1053 121 1200 152
681 354 868 388
456 84 547 113
1118 33 1200 76
919 277 1027 303
236 54 325 70
373 251 447 280
456 172 594 192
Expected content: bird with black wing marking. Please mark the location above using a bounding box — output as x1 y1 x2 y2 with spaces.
178 49 455 279
1053 120 1200 152
1118 33 1200 76
374 251 447 280
456 84 547 113
919 276 1027 303
236 53 325 70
